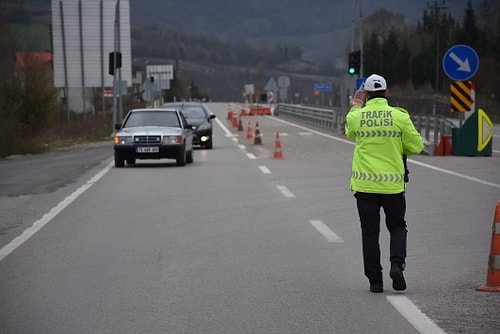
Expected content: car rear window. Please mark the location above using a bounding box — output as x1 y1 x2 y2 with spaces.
124 111 180 128
179 107 206 119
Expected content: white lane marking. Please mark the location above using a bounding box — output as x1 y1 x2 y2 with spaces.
267 115 485 332
387 296 447 334
214 115 254 160
269 116 355 144
277 185 295 198
0 161 114 262
309 220 344 243
409 159 500 189
215 116 234 137
216 107 454 332
259 166 271 174
269 116 500 189
299 132 314 136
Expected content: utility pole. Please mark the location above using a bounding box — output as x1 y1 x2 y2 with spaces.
358 0 363 78
427 1 448 94
112 0 121 130
351 1 363 76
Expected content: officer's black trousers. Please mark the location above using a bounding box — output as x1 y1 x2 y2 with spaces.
354 192 407 284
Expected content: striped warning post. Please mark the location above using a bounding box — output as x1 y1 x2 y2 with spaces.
253 122 262 145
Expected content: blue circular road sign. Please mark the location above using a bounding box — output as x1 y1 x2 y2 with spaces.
442 44 479 81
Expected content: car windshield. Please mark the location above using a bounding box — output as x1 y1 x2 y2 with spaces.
177 106 206 119
124 110 180 128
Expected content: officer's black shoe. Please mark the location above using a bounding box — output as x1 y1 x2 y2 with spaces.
370 282 383 293
390 263 406 291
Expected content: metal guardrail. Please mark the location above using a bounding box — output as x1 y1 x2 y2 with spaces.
274 104 343 131
413 114 455 141
274 103 457 155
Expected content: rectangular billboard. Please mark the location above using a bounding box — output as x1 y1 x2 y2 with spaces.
146 65 174 90
51 0 132 88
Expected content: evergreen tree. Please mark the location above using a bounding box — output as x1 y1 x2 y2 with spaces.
411 39 436 90
394 42 411 85
457 0 482 53
380 28 400 83
362 32 381 76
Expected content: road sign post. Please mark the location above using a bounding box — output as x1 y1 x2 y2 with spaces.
277 76 290 103
442 45 483 155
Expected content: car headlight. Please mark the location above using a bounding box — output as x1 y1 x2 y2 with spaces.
114 136 133 145
163 135 183 144
197 122 211 131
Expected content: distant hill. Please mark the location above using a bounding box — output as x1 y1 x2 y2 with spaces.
4 0 469 66
2 0 481 102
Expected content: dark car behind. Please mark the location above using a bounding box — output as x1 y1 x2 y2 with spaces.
163 102 216 149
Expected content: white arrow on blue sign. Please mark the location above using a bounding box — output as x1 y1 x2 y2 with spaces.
442 44 479 81
356 78 366 90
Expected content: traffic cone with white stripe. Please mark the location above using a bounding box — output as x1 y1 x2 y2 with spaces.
246 120 254 140
273 131 284 159
476 201 500 292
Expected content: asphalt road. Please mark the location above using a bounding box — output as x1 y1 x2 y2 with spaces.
0 102 499 333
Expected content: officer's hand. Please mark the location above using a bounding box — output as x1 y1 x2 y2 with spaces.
349 89 365 107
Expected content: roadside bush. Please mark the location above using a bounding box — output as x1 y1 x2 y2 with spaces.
0 65 60 157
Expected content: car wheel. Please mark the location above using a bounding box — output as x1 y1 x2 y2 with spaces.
114 152 125 168
186 149 194 163
176 145 186 166
205 139 213 149
126 158 136 165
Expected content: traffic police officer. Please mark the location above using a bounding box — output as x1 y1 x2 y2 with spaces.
345 74 424 293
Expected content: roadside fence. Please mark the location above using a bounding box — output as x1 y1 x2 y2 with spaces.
274 103 456 155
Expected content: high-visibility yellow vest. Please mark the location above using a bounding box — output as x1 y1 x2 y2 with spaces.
345 97 424 194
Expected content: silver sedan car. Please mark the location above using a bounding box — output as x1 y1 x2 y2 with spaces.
113 108 194 167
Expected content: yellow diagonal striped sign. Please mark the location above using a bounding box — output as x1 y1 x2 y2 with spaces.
450 80 474 112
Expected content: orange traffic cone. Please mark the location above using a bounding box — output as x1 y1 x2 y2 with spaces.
476 201 500 292
227 107 234 120
273 131 284 159
434 135 452 156
240 108 247 117
246 120 254 140
253 122 263 145
231 114 238 128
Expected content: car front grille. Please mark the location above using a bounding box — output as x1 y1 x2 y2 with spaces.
134 135 162 144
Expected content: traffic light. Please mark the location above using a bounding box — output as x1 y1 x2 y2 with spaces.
108 51 122 76
348 50 361 75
